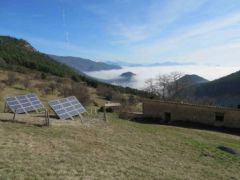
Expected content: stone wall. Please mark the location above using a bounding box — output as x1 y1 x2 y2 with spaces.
143 100 240 129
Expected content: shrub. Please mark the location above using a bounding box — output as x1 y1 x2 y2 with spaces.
43 87 52 95
20 77 32 89
71 83 91 105
60 82 91 106
128 95 138 105
41 73 47 80
0 82 6 91
97 85 113 100
6 72 18 86
49 82 57 94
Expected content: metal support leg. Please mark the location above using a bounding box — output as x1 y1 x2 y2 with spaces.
13 109 17 121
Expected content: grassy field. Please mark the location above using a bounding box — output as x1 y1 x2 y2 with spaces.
0 113 239 179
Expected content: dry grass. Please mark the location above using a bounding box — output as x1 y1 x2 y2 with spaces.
0 113 239 179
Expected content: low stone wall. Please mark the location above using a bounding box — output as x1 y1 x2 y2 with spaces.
143 100 240 129
119 111 143 120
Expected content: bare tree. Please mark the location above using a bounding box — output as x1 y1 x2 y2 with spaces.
155 74 172 99
144 71 185 100
144 78 156 95
168 71 184 97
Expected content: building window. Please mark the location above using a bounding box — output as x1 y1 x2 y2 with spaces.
215 112 224 122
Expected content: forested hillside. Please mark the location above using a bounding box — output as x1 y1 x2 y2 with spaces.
0 36 79 78
177 71 240 106
195 70 240 97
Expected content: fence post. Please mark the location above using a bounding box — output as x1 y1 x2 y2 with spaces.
45 109 50 126
3 102 7 113
103 106 107 122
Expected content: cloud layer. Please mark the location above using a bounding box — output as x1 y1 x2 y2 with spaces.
86 65 239 89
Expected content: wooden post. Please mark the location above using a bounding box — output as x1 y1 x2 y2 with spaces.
103 106 107 122
44 109 50 126
3 102 7 113
48 111 50 126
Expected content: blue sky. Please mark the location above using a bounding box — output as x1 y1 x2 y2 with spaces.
1 0 240 65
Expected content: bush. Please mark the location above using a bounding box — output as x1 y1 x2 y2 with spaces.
20 77 32 89
128 95 138 105
6 72 18 86
41 73 47 80
72 83 91 105
49 82 57 94
112 91 127 104
43 87 52 95
0 82 6 91
60 82 91 106
97 85 113 100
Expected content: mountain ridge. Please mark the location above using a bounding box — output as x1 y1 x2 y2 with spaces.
49 55 122 72
179 71 240 107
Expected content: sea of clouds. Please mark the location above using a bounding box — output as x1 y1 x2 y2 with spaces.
86 65 239 90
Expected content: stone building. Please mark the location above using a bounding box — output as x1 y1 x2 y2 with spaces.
143 100 240 129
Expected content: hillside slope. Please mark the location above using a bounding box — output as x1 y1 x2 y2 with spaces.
49 54 121 72
0 36 79 78
195 70 240 97
180 71 240 106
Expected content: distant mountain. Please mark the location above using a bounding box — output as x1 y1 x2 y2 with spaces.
195 70 240 97
50 55 122 72
103 71 136 87
120 72 136 78
105 61 142 67
105 61 195 67
177 74 209 86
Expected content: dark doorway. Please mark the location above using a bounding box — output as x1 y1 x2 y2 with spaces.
164 112 171 123
215 112 224 122
238 105 240 109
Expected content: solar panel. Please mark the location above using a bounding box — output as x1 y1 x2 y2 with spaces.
5 94 44 114
48 96 86 120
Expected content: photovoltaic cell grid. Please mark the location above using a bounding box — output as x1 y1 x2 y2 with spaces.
5 94 44 114
48 96 86 120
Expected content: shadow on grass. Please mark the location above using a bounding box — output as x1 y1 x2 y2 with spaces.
0 118 49 127
131 117 240 136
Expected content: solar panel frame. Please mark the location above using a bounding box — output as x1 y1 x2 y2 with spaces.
48 96 86 120
4 94 44 114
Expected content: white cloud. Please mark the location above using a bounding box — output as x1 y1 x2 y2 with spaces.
110 0 208 44
120 12 240 65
